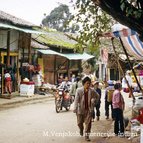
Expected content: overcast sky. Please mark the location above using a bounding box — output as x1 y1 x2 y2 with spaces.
0 0 73 25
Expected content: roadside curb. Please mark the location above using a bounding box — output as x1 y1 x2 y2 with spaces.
0 94 55 110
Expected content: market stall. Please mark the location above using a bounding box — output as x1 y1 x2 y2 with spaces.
100 23 143 142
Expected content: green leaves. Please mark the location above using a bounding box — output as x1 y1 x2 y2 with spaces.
133 9 142 18
70 0 113 56
120 1 125 11
120 0 143 18
42 4 78 32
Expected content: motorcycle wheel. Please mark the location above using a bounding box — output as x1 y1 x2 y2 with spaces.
66 105 70 111
71 96 75 103
55 100 61 113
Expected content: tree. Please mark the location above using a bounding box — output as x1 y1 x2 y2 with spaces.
42 4 79 32
75 0 143 40
71 0 143 74
70 0 143 55
70 0 114 54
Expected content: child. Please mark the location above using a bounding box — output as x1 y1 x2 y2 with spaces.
4 70 12 98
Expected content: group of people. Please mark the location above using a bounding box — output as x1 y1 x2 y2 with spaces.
72 76 125 141
56 73 127 141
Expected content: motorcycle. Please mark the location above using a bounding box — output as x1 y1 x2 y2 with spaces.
70 95 75 104
55 88 71 113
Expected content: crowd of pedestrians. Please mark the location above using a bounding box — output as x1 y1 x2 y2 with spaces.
69 73 127 141
57 72 136 141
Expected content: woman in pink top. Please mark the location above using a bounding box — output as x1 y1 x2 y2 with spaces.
112 83 125 136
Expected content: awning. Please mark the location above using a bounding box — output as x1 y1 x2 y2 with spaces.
101 23 143 60
0 23 46 34
38 49 95 60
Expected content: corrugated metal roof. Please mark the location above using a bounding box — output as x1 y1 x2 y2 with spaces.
31 40 49 49
62 52 95 60
38 49 94 60
0 23 46 34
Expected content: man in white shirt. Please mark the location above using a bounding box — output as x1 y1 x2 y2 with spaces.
58 76 71 90
126 70 133 86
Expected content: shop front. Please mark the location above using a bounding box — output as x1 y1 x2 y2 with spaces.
38 49 94 85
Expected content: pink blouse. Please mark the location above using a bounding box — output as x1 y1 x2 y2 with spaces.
112 90 124 110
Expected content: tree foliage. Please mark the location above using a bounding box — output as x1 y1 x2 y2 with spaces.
91 0 143 40
42 4 79 33
71 0 143 55
70 0 114 55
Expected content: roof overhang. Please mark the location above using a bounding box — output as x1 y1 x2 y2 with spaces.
0 23 46 34
31 40 49 49
38 49 95 60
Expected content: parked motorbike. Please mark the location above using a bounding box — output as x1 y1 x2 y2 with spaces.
55 88 71 113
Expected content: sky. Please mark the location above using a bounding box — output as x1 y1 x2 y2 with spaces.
0 0 73 26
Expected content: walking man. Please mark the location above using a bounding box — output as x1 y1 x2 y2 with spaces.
73 76 99 141
93 81 101 121
105 80 115 120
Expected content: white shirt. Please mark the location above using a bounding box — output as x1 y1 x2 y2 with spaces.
125 74 133 86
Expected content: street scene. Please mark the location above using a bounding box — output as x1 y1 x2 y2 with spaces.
0 91 135 143
0 0 143 143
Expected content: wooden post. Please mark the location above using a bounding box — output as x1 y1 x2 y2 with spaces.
6 30 10 67
28 34 32 64
104 64 107 80
67 59 70 79
17 32 22 90
22 33 25 63
27 34 32 81
0 51 2 95
111 38 135 100
54 55 57 84
119 37 143 96
0 51 1 64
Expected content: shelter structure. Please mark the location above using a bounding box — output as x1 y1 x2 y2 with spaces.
100 23 143 97
0 10 44 95
32 31 94 84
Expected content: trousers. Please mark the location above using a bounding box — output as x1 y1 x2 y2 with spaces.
76 110 92 134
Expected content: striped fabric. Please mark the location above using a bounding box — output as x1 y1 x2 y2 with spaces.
101 28 136 38
101 26 143 60
121 35 143 60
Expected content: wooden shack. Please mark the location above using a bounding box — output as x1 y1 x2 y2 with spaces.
32 31 94 84
0 10 42 94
